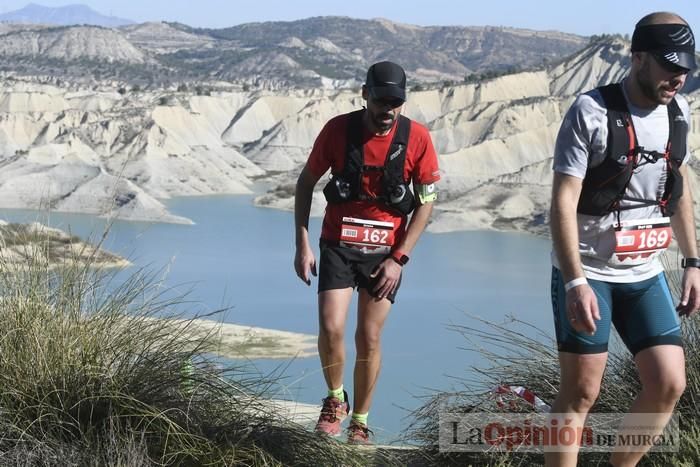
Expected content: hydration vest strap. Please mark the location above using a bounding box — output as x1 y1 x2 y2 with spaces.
660 98 686 214
343 110 367 197
381 115 411 197
666 98 686 166
599 83 638 214
599 83 638 164
614 198 660 210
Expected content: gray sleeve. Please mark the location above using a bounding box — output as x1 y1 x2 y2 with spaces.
552 92 607 179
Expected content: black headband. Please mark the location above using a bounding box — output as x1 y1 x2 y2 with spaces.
631 24 695 53
631 23 697 70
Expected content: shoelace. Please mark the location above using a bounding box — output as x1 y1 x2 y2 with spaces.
319 397 341 422
348 423 373 439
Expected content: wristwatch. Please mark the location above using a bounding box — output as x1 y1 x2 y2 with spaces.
681 257 700 269
390 250 409 266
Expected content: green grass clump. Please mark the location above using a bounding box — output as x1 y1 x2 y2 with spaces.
0 227 380 466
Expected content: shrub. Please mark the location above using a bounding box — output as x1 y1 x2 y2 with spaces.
0 227 380 466
406 252 698 466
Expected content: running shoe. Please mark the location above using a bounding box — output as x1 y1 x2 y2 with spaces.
347 419 373 445
314 390 350 437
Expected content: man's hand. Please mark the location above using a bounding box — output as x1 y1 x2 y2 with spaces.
677 267 700 317
566 284 601 335
294 245 317 286
370 258 402 300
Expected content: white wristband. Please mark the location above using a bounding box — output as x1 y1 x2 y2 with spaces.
564 277 588 292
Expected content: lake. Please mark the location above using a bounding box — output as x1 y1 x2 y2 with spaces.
0 195 554 443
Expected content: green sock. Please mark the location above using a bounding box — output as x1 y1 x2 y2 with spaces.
328 385 345 402
352 412 368 426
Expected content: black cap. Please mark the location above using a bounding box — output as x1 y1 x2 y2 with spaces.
365 61 406 102
632 23 697 70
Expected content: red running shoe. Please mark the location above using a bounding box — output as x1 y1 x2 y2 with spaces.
314 390 350 437
347 419 373 445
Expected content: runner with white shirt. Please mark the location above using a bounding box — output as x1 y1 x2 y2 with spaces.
547 11 700 467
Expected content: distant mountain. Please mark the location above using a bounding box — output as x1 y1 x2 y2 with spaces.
177 17 587 82
0 25 148 63
0 16 586 87
0 3 134 27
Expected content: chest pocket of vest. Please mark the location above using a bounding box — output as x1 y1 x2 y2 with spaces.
579 151 635 216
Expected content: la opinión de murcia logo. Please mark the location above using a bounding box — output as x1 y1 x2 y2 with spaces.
438 413 680 453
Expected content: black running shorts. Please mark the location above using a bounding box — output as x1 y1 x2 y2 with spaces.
318 240 402 303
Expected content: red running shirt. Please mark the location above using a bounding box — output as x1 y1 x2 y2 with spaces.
307 111 440 245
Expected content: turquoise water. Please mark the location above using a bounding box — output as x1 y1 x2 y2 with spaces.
0 196 554 442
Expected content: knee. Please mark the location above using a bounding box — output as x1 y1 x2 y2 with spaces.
319 321 344 344
646 375 686 403
355 328 381 355
562 382 601 412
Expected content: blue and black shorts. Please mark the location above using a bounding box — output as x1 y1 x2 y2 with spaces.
551 267 682 355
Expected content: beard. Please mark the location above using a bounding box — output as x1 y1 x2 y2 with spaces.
369 109 396 133
635 59 671 106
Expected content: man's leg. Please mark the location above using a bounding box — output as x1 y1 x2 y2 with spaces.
353 289 392 416
544 351 608 467
608 273 684 465
318 288 353 391
609 345 685 467
547 268 612 465
315 288 353 436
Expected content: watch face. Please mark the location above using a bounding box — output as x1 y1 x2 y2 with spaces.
399 254 409 265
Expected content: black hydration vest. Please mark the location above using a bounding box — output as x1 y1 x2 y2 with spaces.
323 109 416 215
577 82 687 217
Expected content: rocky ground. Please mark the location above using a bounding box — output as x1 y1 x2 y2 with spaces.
0 220 129 268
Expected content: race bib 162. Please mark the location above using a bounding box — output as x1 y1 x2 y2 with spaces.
339 217 395 254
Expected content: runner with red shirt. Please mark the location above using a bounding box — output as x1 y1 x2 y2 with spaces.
294 61 440 444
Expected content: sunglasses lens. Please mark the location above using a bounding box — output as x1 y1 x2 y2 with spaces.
377 98 403 107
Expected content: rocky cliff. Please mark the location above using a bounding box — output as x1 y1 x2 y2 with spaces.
0 37 698 235
253 38 700 235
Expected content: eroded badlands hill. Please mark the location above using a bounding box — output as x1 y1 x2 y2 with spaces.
0 38 698 235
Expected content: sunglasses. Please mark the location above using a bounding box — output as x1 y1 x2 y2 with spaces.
373 97 404 108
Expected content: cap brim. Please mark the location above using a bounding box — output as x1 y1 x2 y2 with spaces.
655 50 697 71
368 85 406 102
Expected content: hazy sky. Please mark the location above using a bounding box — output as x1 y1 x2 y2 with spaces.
1 0 699 37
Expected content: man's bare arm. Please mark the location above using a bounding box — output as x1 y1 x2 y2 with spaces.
671 165 700 315
294 164 322 285
551 172 600 334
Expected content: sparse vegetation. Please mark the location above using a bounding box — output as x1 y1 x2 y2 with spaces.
464 65 523 84
588 33 626 44
406 253 700 466
0 227 386 466
0 18 586 88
